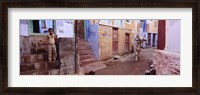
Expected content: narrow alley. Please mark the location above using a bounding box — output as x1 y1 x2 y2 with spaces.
19 19 180 75
95 48 154 75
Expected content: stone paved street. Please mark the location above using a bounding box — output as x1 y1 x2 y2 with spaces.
95 48 154 75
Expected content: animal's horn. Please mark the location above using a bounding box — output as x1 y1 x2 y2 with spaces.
142 34 146 39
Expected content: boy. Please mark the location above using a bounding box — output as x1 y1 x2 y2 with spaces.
47 28 57 62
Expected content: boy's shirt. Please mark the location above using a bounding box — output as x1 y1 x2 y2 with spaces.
48 34 56 44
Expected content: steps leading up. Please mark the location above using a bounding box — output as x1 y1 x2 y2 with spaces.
78 38 107 74
21 39 60 75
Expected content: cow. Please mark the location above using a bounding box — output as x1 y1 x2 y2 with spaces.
132 33 148 61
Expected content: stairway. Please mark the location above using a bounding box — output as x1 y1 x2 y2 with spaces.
20 40 60 75
78 38 106 74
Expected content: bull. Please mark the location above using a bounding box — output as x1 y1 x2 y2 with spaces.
132 34 148 61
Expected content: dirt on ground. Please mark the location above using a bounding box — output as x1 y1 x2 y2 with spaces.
95 48 155 75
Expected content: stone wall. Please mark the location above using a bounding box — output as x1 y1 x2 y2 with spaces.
99 25 113 61
151 50 180 75
118 28 125 55
59 38 76 74
20 36 31 63
20 35 47 63
20 35 76 75
20 35 48 51
20 36 31 55
118 29 133 55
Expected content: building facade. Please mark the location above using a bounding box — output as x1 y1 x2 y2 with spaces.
20 20 76 75
83 20 135 61
146 20 158 48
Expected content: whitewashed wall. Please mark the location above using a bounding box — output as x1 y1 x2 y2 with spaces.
19 20 29 36
165 20 180 53
56 20 74 38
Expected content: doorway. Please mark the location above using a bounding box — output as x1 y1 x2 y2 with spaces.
76 20 85 39
125 33 130 53
112 28 118 54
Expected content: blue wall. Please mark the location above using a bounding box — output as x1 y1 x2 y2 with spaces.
85 20 90 39
86 20 100 59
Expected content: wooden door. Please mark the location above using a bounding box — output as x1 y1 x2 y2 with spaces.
125 33 130 53
157 20 166 50
112 28 118 54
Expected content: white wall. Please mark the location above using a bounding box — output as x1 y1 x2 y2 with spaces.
55 20 74 38
165 20 180 53
19 20 29 36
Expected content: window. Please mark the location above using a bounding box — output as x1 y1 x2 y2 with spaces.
125 20 131 24
31 20 54 34
114 20 122 27
99 20 112 25
32 20 40 33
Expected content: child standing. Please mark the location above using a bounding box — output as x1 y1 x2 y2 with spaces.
47 28 57 62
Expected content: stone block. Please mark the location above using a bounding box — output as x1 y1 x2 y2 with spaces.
78 45 91 50
20 61 47 72
60 66 75 75
82 62 107 73
59 38 75 54
79 50 93 55
20 64 35 72
81 58 98 65
60 55 75 67
23 54 47 62
80 55 93 60
49 69 60 75
20 69 49 75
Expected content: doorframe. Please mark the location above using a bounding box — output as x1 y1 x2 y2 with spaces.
125 33 130 53
112 27 119 55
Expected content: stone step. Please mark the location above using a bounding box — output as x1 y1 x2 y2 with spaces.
31 46 48 53
20 61 60 72
20 69 60 75
78 42 90 46
79 62 107 74
47 61 61 69
78 39 88 43
78 45 91 50
22 54 48 63
20 63 35 72
79 55 93 60
20 61 47 72
79 50 93 55
81 58 99 65
78 38 87 41
20 68 50 75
